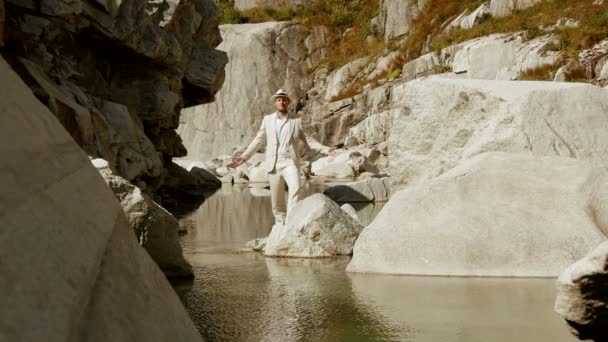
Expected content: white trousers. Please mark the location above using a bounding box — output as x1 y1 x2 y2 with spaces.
268 159 301 225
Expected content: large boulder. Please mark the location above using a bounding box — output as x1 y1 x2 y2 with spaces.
0 56 202 342
92 159 193 277
555 241 608 341
324 178 390 203
178 22 309 161
387 76 608 186
161 161 221 200
263 194 364 257
347 152 607 277
3 0 227 194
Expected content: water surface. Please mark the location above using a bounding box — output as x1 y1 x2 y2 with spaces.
175 182 575 342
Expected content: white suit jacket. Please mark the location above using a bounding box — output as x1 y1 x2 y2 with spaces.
240 113 330 173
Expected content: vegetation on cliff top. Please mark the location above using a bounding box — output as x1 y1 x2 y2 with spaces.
429 0 608 60
213 0 608 86
213 0 384 71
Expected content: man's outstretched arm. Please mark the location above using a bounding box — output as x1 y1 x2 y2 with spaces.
229 119 266 168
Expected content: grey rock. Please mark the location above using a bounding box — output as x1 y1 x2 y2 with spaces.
555 241 608 341
347 152 608 277
0 56 202 342
263 194 365 257
340 204 361 223
324 178 390 203
93 159 193 277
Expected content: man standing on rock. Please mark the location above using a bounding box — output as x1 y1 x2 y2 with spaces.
228 89 336 225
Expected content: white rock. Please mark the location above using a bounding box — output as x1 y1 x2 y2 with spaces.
348 110 393 146
263 194 364 257
347 152 608 277
220 174 234 183
379 0 426 39
387 76 608 186
216 166 230 177
489 0 541 17
246 238 268 251
314 162 355 179
367 51 400 80
340 204 361 223
249 187 271 197
444 2 491 31
402 51 443 81
451 33 561 80
325 57 370 101
93 159 193 277
0 56 202 342
248 164 270 183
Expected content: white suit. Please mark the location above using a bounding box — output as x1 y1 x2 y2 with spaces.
240 112 330 224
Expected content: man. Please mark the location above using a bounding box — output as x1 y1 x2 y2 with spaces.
228 89 336 225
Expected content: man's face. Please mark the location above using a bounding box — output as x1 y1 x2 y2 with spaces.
274 97 290 112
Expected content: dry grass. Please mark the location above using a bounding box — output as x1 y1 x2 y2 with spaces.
400 0 486 60
564 65 589 82
430 0 608 60
519 63 559 81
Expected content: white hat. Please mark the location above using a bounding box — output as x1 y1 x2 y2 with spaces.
271 89 291 102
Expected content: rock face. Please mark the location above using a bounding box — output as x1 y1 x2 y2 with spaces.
178 22 310 160
555 240 608 341
92 159 193 277
234 0 317 10
378 0 426 39
402 33 561 81
387 76 608 186
0 0 4 47
324 178 390 203
2 0 227 197
347 152 608 277
444 2 491 31
263 194 364 257
451 34 560 80
489 0 541 17
0 56 202 342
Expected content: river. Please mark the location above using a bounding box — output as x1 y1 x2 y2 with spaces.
174 182 576 342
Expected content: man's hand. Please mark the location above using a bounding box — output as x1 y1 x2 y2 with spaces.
327 148 337 157
227 158 245 169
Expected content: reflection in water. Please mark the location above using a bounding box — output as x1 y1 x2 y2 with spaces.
176 183 574 342
348 274 576 342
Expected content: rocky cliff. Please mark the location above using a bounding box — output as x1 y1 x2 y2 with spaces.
179 0 608 165
178 22 310 160
0 55 203 342
2 0 227 199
